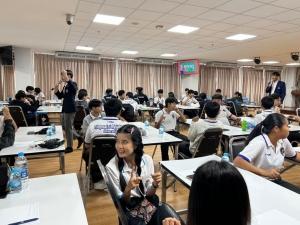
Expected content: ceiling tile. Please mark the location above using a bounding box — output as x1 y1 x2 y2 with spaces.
243 19 281 28
89 22 116 30
163 0 187 3
210 31 236 38
83 33 106 39
78 41 98 46
69 31 85 37
105 35 127 41
270 0 300 9
103 0 145 8
222 15 259 25
68 35 82 40
82 0 104 3
114 26 142 33
216 0 263 13
243 5 288 17
225 26 257 33
66 40 79 44
168 4 210 17
120 19 152 28
196 9 236 22
249 28 276 36
267 10 300 22
185 0 231 8
266 23 299 31
181 18 214 28
169 38 190 44
86 28 112 35
253 0 275 3
73 19 91 27
75 12 96 21
128 10 163 21
81 37 102 42
192 29 219 36
199 36 220 42
109 31 133 37
101 39 121 44
130 33 152 40
123 38 145 43
159 31 183 37
77 1 101 13
179 34 204 40
138 0 179 13
141 39 162 45
145 22 179 30
71 26 88 32
98 5 135 17
137 28 164 35
288 18 300 25
203 23 236 31
156 14 191 24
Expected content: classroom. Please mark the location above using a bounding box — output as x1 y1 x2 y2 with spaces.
1 0 300 224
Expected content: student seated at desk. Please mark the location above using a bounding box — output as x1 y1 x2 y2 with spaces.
34 87 45 103
181 88 189 100
212 94 241 126
133 87 149 105
168 92 179 104
75 89 89 113
182 90 198 118
163 161 251 225
254 96 274 125
234 113 300 194
123 92 139 116
270 93 281 113
107 124 175 225
103 88 117 102
84 99 125 190
154 89 165 106
118 90 126 102
198 92 209 117
155 97 189 161
179 102 223 158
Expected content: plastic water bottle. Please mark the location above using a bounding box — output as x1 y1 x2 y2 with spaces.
9 168 22 194
246 122 251 131
57 104 61 109
249 118 255 131
145 119 150 133
51 123 56 135
221 153 230 163
159 125 164 138
157 104 160 109
42 101 46 108
143 101 146 107
242 120 247 131
15 152 29 189
46 127 52 140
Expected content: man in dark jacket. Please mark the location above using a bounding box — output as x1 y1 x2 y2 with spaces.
54 70 83 153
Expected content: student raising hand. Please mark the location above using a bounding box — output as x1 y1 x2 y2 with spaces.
125 166 142 192
162 218 181 225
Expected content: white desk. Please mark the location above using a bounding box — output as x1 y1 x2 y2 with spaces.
176 105 200 110
138 105 160 122
36 106 62 113
0 173 88 225
44 99 62 104
0 126 66 173
160 156 300 222
0 101 9 105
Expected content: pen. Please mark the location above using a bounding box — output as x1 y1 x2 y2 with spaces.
8 218 39 225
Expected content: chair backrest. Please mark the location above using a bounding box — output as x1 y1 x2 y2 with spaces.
97 160 128 225
73 105 86 126
121 104 136 122
8 106 28 127
200 103 207 119
227 101 237 116
229 136 247 162
296 108 300 117
193 128 223 157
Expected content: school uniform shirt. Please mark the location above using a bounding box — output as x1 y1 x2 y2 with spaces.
154 96 165 105
103 94 117 101
238 134 297 171
82 112 105 136
0 116 4 137
84 117 125 144
271 106 280 113
271 80 278 94
216 106 232 126
181 94 187 100
254 109 273 125
155 109 180 132
188 119 223 154
106 154 154 199
133 93 149 105
122 98 138 112
34 92 45 100
182 97 198 106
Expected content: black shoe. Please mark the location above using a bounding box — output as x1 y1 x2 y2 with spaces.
65 147 73 153
77 137 84 149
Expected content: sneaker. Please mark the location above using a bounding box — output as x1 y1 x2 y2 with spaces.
94 179 107 190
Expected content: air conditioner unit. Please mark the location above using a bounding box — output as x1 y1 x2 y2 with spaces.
136 58 173 65
255 66 282 71
205 62 238 68
55 51 100 61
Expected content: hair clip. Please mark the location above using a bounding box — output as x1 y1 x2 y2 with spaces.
131 127 134 134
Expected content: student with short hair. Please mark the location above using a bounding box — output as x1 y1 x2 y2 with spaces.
154 89 164 106
76 89 89 111
212 94 241 125
168 92 179 104
25 86 38 106
181 88 189 100
133 87 148 104
123 92 139 116
103 88 117 101
179 102 223 158
198 92 209 117
216 89 222 94
182 90 198 118
118 90 126 102
155 97 189 161
254 96 274 125
270 93 281 113
234 113 300 194
34 87 45 102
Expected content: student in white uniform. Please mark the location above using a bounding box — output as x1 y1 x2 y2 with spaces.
270 93 281 113
181 88 189 100
234 113 300 194
179 102 223 158
106 124 176 225
84 98 125 190
254 96 274 125
34 87 45 102
123 92 139 116
212 94 241 126
154 89 165 106
182 90 198 118
155 97 189 161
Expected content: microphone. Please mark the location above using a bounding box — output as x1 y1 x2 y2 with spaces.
51 80 62 91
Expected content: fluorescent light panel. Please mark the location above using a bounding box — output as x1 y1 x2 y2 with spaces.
168 25 199 34
226 34 256 41
263 61 279 64
161 53 177 57
93 14 125 25
76 46 93 51
286 63 300 66
122 50 138 54
237 59 253 62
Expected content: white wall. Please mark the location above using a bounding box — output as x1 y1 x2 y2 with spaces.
181 74 199 95
14 47 34 91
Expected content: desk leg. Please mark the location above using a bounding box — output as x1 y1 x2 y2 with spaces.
174 144 178 192
224 137 229 153
60 152 65 174
162 169 167 202
142 111 144 123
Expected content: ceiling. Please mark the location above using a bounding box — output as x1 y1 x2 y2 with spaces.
1 0 300 65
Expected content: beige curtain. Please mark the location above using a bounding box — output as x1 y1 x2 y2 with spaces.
217 68 240 98
0 66 16 100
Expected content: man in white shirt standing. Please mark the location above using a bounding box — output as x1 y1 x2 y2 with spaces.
155 97 189 160
182 89 198 118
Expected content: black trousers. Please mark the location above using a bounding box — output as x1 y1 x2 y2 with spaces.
287 132 300 147
160 130 189 161
271 178 300 194
82 148 103 183
178 141 192 158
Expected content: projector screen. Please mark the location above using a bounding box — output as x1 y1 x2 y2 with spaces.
178 59 199 75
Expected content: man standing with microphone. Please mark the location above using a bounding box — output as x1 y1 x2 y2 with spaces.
54 70 83 153
265 71 286 102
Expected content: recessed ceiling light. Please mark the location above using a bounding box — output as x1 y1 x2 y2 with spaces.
168 25 199 34
263 61 279 64
156 25 164 29
76 46 93 51
237 59 253 62
122 50 138 54
161 53 177 57
131 22 139 25
93 14 125 25
226 34 256 41
286 63 300 66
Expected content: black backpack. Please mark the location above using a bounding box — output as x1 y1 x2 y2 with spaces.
121 104 136 122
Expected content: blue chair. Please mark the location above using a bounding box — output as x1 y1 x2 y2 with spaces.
242 97 249 104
